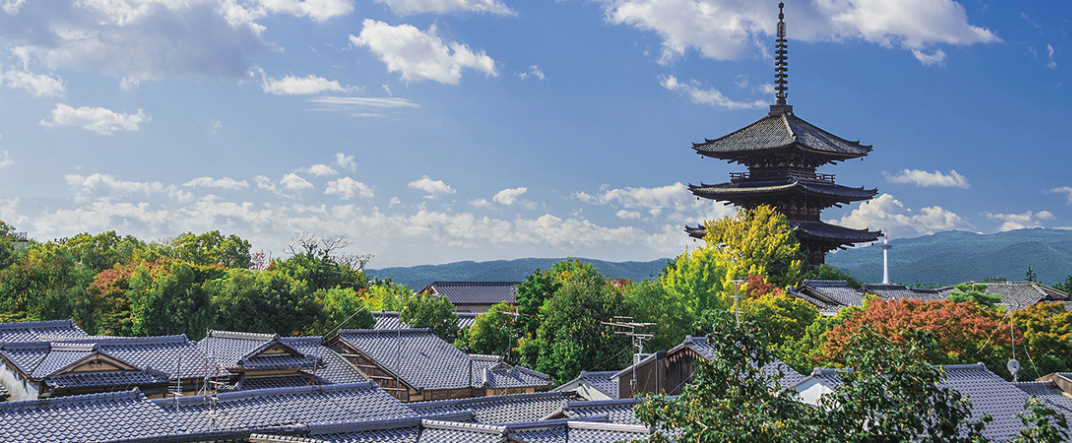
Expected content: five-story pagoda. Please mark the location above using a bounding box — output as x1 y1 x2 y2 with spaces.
686 3 881 265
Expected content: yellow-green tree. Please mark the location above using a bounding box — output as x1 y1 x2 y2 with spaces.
702 204 806 288
660 245 733 316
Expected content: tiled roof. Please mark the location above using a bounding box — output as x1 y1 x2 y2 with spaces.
862 284 944 302
510 420 653 443
799 364 1032 442
255 418 426 443
200 331 318 372
44 370 169 389
156 382 418 433
561 399 641 425
1 335 215 382
790 220 881 243
418 420 507 443
689 180 877 202
938 282 1072 311
0 389 183 442
788 280 864 315
408 392 579 425
281 337 367 385
0 319 87 343
693 112 872 160
1014 381 1072 414
421 282 520 305
372 312 480 331
336 329 551 391
553 371 619 400
470 355 555 390
234 373 325 391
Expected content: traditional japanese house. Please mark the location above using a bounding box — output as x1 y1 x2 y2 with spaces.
686 3 881 265
197 330 367 390
329 329 555 402
419 281 521 313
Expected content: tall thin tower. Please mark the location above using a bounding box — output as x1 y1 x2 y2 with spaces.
880 234 892 284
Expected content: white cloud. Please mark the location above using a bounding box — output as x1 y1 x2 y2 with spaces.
408 175 456 198
280 173 313 191
883 169 969 188
985 210 1055 232
469 198 493 209
307 96 419 117
836 193 972 236
120 77 140 91
373 0 513 15
253 175 278 193
492 187 527 206
255 0 354 21
0 0 352 84
616 209 641 219
300 164 339 176
335 153 357 172
516 65 545 81
601 0 998 64
350 20 497 85
40 104 149 135
0 150 10 168
183 176 250 190
325 177 374 200
64 173 172 202
575 182 724 220
251 66 354 95
912 48 945 66
1 68 65 97
1051 187 1072 205
1047 44 1057 69
660 75 766 110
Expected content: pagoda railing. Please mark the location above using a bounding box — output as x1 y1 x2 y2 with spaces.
730 171 835 183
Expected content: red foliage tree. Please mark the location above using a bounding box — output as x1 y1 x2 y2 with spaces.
822 298 1013 368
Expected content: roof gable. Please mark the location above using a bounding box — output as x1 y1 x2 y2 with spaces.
335 329 472 390
693 113 872 160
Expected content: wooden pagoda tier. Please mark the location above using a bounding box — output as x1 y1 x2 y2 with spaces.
692 108 873 169
689 178 877 215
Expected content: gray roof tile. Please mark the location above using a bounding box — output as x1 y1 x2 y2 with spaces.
511 421 653 443
1014 381 1072 414
157 382 417 433
372 312 478 331
335 329 551 391
553 371 619 400
0 319 87 343
938 282 1071 311
693 113 871 159
417 420 506 443
408 392 578 425
562 399 641 425
0 389 183 442
863 284 944 302
281 337 367 385
421 282 520 306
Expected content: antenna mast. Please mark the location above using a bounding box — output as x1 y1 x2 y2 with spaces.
602 316 655 396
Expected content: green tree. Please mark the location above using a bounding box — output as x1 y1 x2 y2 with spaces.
206 268 321 336
362 279 410 311
1012 398 1071 443
819 328 990 443
1010 302 1072 380
308 286 375 336
740 292 819 347
399 293 460 343
1026 266 1039 283
702 204 806 288
1054 275 1072 295
0 251 93 324
515 268 561 336
660 245 733 316
127 261 222 338
636 310 819 442
623 279 694 352
804 264 862 289
948 283 1002 310
521 276 631 383
461 302 525 359
274 234 369 293
168 231 252 268
0 220 18 271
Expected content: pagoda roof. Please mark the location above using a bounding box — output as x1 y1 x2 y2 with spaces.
693 112 872 160
790 220 881 244
689 179 877 202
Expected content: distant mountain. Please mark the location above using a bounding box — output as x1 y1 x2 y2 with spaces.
366 258 670 290
827 228 1072 286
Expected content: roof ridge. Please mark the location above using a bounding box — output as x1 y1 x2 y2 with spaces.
0 387 144 410
420 419 507 435
566 398 640 408
43 334 191 346
164 381 377 405
280 336 324 344
208 330 279 341
305 417 423 434
429 281 522 286
1 341 51 350
50 342 97 352
0 319 79 331
339 328 431 335
566 420 650 433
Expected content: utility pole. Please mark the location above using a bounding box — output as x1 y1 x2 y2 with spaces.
730 280 746 325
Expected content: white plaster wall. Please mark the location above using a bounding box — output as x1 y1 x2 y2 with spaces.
0 359 39 401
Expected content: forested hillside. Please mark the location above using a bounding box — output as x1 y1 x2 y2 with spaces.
366 258 669 289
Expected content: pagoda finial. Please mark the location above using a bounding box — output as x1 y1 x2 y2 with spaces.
771 2 792 115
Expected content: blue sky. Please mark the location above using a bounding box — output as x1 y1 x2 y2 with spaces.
0 0 1068 267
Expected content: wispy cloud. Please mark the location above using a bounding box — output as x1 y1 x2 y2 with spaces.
985 210 1055 232
883 169 969 188
408 175 455 198
660 75 765 110
40 104 149 135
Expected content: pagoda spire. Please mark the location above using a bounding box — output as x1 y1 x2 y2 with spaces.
771 2 792 115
